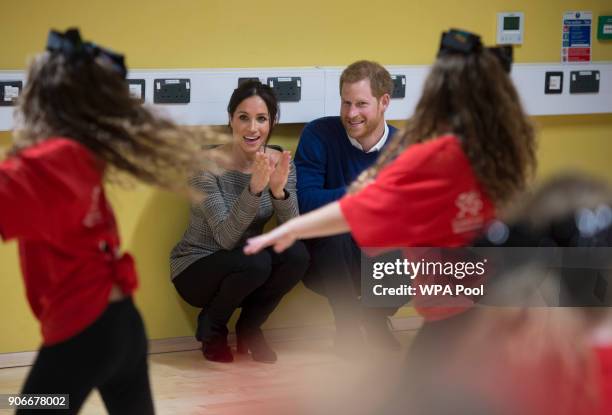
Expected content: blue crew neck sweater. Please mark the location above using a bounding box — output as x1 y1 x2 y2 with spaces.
295 116 397 213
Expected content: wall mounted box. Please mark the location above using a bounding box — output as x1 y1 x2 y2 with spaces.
267 77 301 102
127 79 145 102
544 71 564 94
497 12 525 45
0 81 22 106
598 16 612 40
569 71 600 93
237 77 262 87
391 74 406 99
154 78 191 104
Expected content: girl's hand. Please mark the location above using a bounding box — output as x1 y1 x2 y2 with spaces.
244 222 297 254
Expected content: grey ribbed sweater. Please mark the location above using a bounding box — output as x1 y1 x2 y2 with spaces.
169 162 299 279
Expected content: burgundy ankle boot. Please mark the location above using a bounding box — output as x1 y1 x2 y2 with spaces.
202 337 234 363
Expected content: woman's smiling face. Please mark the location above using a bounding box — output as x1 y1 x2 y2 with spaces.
229 95 271 155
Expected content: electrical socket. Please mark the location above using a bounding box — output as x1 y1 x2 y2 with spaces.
391 75 406 99
267 77 301 102
0 81 23 106
544 72 563 94
154 78 191 104
127 79 145 102
238 77 262 87
570 71 600 94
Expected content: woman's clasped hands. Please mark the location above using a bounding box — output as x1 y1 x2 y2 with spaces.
249 149 291 199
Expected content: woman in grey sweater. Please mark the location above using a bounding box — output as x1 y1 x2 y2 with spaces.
170 81 309 363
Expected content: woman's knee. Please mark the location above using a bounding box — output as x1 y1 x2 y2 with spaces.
309 233 354 251
272 242 310 289
287 241 310 279
235 250 273 285
282 241 310 271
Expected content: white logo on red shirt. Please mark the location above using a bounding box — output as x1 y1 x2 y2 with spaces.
455 191 484 218
452 191 485 234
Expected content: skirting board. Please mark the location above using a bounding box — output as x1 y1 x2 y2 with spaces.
0 316 423 369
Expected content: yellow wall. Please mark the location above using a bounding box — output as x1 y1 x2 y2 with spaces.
1 0 611 353
1 0 611 68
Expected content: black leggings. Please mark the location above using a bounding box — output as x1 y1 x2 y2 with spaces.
18 298 154 415
173 243 309 342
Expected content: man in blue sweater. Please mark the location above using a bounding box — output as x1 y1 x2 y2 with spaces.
295 60 400 353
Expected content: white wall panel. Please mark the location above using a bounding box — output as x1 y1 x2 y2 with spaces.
1 62 611 131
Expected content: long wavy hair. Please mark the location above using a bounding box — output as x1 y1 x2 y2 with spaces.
13 51 226 191
350 48 536 206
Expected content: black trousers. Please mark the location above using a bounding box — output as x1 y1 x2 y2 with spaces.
173 242 309 342
303 234 398 329
19 298 154 415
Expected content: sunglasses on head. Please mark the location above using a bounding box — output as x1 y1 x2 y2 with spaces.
437 28 513 73
46 28 127 78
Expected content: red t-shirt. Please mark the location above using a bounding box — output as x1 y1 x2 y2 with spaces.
594 345 612 415
339 135 495 320
0 138 138 345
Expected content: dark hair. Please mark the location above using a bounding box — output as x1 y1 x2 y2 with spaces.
14 29 225 191
227 80 279 144
351 30 536 206
339 60 393 99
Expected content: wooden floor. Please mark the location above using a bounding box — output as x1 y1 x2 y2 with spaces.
0 331 416 415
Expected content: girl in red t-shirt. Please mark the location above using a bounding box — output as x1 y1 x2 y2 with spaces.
244 29 536 318
0 28 221 414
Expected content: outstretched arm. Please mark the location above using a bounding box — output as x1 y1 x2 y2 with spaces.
244 201 349 254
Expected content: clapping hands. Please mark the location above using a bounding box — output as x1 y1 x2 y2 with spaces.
249 150 291 198
269 150 291 199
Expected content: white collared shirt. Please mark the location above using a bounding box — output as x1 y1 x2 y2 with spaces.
347 122 389 153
